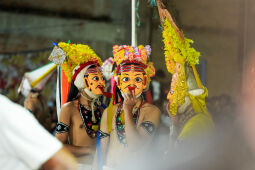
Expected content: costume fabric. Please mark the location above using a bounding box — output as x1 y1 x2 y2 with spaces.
0 94 62 170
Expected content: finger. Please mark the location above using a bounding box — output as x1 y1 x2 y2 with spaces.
127 89 132 98
124 93 129 101
123 93 127 100
125 93 131 100
132 89 135 97
128 92 133 99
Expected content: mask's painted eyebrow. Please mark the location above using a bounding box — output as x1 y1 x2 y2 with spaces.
122 73 129 75
135 73 143 76
89 73 102 76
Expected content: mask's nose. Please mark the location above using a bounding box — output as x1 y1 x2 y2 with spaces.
98 77 105 86
130 78 136 85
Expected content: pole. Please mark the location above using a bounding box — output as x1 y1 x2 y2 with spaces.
131 0 137 46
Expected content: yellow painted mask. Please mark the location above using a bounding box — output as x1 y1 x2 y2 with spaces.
167 63 188 116
117 64 147 96
84 66 105 95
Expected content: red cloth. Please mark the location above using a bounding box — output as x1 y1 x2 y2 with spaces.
145 90 153 104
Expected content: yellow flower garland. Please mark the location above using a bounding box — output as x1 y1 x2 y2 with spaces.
57 42 102 82
162 19 200 116
162 19 200 74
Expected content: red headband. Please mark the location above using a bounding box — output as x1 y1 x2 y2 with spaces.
116 61 147 75
72 61 100 81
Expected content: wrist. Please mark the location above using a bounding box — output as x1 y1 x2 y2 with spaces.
123 106 133 113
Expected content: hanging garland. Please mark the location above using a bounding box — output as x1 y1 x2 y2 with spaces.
162 19 200 74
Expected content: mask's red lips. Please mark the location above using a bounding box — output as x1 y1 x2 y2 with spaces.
128 86 136 93
98 86 112 98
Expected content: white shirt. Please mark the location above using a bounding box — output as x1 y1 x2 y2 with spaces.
0 94 62 170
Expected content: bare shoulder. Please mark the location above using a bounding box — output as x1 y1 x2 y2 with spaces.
140 103 160 126
141 103 160 115
60 100 78 116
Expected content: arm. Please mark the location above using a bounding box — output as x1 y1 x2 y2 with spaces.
0 95 77 169
55 103 71 144
42 146 77 170
123 91 160 150
56 103 93 157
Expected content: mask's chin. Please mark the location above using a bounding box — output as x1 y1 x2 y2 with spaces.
84 88 100 99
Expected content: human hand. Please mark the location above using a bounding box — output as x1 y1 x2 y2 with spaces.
24 97 34 111
123 89 137 111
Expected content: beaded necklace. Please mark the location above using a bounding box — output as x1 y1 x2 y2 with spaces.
115 99 144 146
78 97 101 138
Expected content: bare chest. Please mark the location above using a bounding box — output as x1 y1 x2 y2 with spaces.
110 106 146 146
69 106 101 145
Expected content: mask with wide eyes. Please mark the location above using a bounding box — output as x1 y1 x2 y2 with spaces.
84 71 105 95
118 72 147 96
135 77 142 82
122 77 130 82
92 76 99 81
91 76 105 82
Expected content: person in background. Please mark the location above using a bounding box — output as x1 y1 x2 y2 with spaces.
48 101 58 134
0 94 77 170
24 89 52 132
151 69 166 105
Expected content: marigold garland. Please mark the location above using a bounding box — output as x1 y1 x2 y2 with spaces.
167 63 188 116
54 42 102 82
162 19 200 74
162 18 200 117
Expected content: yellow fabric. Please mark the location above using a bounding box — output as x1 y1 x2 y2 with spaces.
107 99 125 133
178 87 215 140
107 98 114 133
188 87 208 114
191 65 203 89
178 112 214 140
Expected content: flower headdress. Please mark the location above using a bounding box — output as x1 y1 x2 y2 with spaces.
156 0 204 117
112 45 155 81
49 42 102 82
162 19 200 74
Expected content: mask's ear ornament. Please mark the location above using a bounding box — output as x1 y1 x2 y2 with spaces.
84 78 89 88
117 76 121 87
143 76 147 87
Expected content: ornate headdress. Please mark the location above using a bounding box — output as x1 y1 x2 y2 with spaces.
112 45 155 82
156 1 205 117
49 42 102 90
